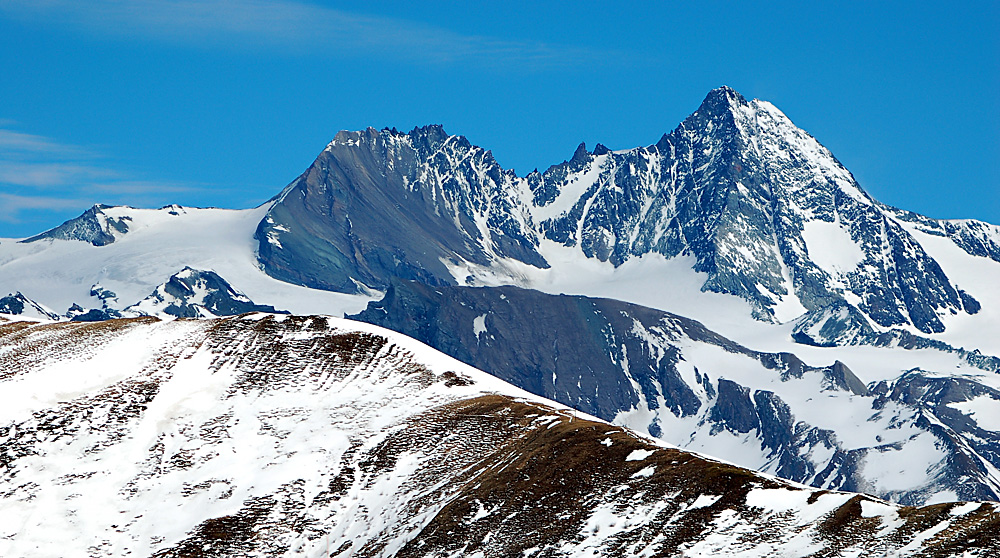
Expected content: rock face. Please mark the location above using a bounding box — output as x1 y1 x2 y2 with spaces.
528 87 992 332
255 125 546 294
355 281 706 421
125 267 287 318
0 292 60 320
350 281 1000 504
22 204 130 246
258 87 1000 337
1 315 997 557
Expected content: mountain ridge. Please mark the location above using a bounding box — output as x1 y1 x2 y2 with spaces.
3 86 1000 513
253 86 999 342
349 280 1000 505
15 88 1000 343
2 313 998 557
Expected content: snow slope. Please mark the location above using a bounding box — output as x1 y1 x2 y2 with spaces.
0 204 374 319
352 281 1000 505
1 314 997 557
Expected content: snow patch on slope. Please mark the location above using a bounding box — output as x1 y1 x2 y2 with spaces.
531 154 608 221
949 395 1000 429
472 313 488 342
801 219 864 276
895 219 1000 356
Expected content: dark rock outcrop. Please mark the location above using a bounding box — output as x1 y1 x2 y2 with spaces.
126 267 287 318
22 204 130 246
256 126 547 294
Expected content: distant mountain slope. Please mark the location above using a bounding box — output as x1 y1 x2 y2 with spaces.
255 125 545 293
0 204 373 319
22 203 132 246
351 281 1000 505
1 314 996 557
0 291 60 320
125 267 287 318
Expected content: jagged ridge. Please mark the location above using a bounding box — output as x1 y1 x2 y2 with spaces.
258 87 1000 337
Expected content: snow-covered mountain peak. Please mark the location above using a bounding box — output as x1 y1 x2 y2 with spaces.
677 87 868 212
257 122 544 294
125 267 287 319
22 203 132 246
0 291 60 321
0 203 374 321
324 125 457 156
696 85 749 112
246 86 1000 339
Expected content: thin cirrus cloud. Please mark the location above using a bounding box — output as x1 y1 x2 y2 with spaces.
0 162 117 189
0 125 199 225
1 0 594 67
0 193 91 222
0 129 95 158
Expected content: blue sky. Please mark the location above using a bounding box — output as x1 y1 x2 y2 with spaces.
1 1 997 237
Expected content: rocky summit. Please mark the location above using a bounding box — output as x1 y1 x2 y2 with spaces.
258 87 1000 338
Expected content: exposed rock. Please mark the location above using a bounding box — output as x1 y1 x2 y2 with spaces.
126 267 287 318
22 204 130 246
823 361 869 396
710 379 760 434
256 125 547 294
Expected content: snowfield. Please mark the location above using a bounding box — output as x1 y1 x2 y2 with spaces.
0 204 375 320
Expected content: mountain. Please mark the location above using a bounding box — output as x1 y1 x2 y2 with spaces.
350 281 1000 505
256 86 1000 341
0 204 375 320
1 313 996 557
2 86 999 511
255 125 545 294
0 291 60 320
9 87 998 350
524 87 992 333
22 203 132 246
125 267 288 318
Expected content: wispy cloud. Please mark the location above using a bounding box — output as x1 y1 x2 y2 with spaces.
0 0 593 68
0 124 203 227
0 162 117 188
0 194 91 224
0 129 95 159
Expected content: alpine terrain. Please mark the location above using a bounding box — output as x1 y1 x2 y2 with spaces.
2 86 1000 550
1 314 997 557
